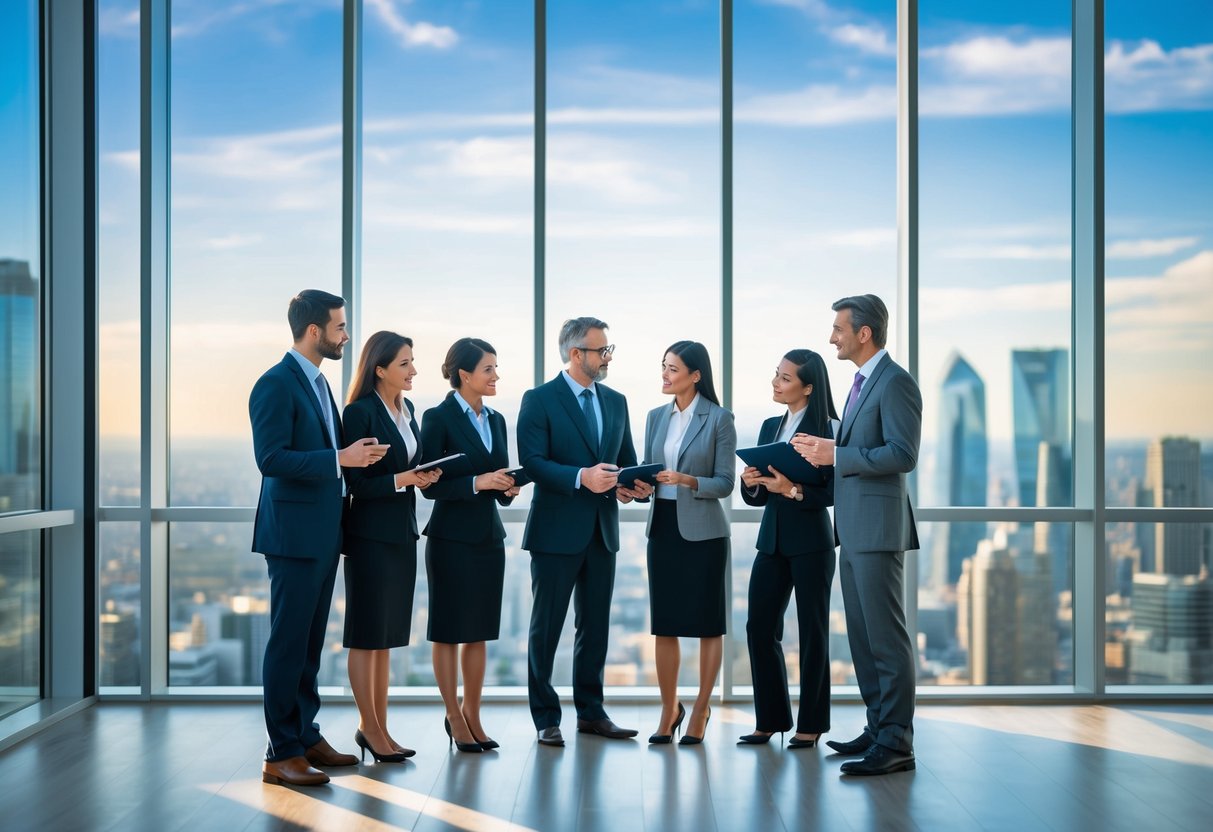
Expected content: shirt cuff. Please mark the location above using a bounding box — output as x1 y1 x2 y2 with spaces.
574 468 583 490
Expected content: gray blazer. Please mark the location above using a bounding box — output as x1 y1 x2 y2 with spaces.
642 396 736 541
834 353 922 554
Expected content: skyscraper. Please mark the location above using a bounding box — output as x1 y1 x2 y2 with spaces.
1145 437 1203 576
1011 348 1070 508
1128 572 1213 684
932 352 988 585
0 258 39 513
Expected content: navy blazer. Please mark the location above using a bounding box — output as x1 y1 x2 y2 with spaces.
740 409 835 557
250 353 345 560
419 392 515 545
517 374 638 554
341 393 423 545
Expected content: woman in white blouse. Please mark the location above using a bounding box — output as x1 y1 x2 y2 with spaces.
640 341 736 745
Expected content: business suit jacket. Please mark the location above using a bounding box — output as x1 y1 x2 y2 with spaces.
517 374 638 554
833 353 921 553
251 353 345 560
641 396 736 541
341 393 422 544
740 410 835 556
419 392 515 545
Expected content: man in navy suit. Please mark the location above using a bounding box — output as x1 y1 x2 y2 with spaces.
518 316 643 746
795 294 921 776
250 289 388 786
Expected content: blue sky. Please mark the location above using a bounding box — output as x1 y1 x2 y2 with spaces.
7 1 1212 489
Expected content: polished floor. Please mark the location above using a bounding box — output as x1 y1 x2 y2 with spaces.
1 701 1211 831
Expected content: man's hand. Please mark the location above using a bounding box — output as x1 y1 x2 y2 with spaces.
475 468 517 492
617 478 653 502
791 433 835 467
340 437 389 468
581 463 620 494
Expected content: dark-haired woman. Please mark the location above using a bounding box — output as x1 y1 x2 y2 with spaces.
419 338 520 753
342 330 441 763
640 341 736 745
738 349 837 749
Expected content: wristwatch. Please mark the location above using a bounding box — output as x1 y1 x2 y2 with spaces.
788 485 803 502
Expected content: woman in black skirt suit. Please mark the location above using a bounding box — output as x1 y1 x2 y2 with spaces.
639 341 736 746
419 338 519 752
738 348 837 749
342 330 441 762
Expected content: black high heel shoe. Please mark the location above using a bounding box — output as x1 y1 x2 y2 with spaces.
787 733 821 750
353 729 410 763
679 705 711 746
445 717 484 753
737 730 784 746
648 702 686 744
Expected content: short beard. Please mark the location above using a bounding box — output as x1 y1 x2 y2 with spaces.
317 334 345 361
581 356 607 382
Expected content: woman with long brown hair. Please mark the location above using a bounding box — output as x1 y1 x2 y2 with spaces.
341 330 441 762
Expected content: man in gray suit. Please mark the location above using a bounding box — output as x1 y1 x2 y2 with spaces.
794 293 921 776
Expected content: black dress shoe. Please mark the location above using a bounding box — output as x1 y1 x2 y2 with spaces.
839 744 916 776
537 726 565 746
577 717 639 739
825 733 874 756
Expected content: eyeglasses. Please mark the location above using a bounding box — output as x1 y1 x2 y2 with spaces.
574 344 615 359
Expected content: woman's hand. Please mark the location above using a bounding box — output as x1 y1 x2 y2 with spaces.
740 465 764 489
395 467 442 490
504 486 521 498
655 469 694 488
475 468 517 492
752 465 795 497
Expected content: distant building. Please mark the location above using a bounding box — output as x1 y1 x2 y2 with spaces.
1128 571 1213 684
932 352 988 586
1145 437 1203 576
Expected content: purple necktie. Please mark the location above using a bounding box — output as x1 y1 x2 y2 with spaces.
845 371 864 418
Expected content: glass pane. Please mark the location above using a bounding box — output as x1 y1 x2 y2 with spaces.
0 0 42 515
0 531 40 717
919 521 1073 686
1106 523 1212 685
546 0 722 444
1105 2 1213 506
99 0 141 507
361 0 533 506
169 0 342 506
733 0 897 506
99 522 141 689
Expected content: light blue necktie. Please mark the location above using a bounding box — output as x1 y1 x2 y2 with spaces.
314 374 336 448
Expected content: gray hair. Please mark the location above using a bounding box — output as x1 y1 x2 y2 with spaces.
832 294 888 348
557 316 609 362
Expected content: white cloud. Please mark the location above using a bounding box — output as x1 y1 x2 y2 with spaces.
941 243 1071 261
829 23 896 58
99 6 139 37
736 84 896 126
1106 40 1213 112
202 233 263 250
1106 237 1198 259
924 36 1070 80
921 280 1071 323
366 0 458 50
367 210 529 235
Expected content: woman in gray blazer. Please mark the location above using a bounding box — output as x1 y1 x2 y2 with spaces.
641 341 736 746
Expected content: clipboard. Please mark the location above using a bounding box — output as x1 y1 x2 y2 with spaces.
614 463 663 487
736 442 828 487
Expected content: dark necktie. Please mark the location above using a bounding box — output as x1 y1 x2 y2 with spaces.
314 374 336 448
844 371 864 420
580 388 600 455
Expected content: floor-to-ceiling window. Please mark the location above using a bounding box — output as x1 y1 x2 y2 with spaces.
1104 0 1213 686
0 0 43 719
92 1 1213 699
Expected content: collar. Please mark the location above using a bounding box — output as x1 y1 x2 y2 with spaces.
856 348 888 381
672 392 701 416
289 348 322 385
454 390 493 417
562 370 596 399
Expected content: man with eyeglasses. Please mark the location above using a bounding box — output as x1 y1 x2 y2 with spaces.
518 316 646 746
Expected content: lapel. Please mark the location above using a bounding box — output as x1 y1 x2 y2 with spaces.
445 393 494 467
372 395 416 470
553 375 600 458
677 397 711 465
284 353 335 449
840 354 891 445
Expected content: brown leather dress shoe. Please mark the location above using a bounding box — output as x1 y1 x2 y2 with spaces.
305 737 359 767
262 756 330 786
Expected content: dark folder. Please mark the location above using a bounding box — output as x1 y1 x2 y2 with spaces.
504 466 533 488
614 463 663 487
736 442 829 487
